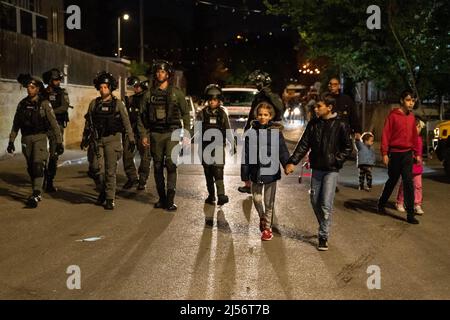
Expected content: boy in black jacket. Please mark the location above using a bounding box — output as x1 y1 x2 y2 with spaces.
285 93 352 251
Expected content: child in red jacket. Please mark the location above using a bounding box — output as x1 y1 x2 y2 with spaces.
378 90 421 224
396 118 425 214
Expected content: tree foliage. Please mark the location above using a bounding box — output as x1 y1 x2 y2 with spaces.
265 0 450 102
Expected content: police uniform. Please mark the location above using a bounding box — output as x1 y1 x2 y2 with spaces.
122 88 151 190
43 79 70 192
8 76 63 208
197 103 233 205
137 82 190 211
82 72 135 210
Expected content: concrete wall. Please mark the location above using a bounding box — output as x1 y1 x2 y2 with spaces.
0 79 130 156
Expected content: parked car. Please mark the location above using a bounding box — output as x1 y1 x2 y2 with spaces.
222 87 258 120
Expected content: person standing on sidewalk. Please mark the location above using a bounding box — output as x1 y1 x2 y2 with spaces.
355 132 376 191
378 90 421 224
42 68 70 193
7 74 63 208
285 93 352 251
122 76 151 191
395 118 426 215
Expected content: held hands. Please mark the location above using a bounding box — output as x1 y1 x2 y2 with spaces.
80 139 89 150
7 142 15 154
284 163 295 175
142 137 150 148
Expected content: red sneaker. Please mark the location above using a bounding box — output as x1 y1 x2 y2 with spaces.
261 229 273 241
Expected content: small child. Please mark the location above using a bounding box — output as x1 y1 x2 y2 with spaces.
355 132 376 191
241 102 290 241
396 118 425 214
197 84 234 206
285 93 352 251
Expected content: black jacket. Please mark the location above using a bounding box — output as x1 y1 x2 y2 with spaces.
288 114 352 172
332 93 361 134
241 121 290 184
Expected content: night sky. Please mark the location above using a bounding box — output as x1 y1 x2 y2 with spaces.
64 0 303 94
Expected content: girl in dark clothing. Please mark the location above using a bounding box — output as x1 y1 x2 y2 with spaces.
241 102 290 241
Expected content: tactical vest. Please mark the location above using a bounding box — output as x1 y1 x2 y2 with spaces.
17 97 49 136
144 87 182 130
202 107 227 149
91 97 123 137
47 87 63 109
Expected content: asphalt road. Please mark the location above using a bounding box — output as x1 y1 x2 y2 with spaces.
0 123 449 300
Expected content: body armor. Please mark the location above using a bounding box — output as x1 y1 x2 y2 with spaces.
17 98 48 136
91 98 123 137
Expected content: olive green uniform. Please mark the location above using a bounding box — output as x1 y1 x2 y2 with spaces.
122 92 151 184
137 85 190 206
45 86 70 185
9 96 62 194
83 96 135 200
196 105 234 198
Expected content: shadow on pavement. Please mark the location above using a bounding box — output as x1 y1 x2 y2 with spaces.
0 187 28 205
45 188 97 205
242 196 253 222
424 172 450 184
0 172 30 188
271 224 318 248
343 198 407 222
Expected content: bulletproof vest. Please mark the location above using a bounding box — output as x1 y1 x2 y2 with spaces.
144 87 182 130
47 87 64 109
126 92 144 127
17 97 49 135
91 97 123 137
202 107 225 133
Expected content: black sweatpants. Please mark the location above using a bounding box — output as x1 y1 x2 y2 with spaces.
379 151 415 215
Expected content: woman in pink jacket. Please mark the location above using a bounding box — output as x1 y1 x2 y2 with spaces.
396 118 425 214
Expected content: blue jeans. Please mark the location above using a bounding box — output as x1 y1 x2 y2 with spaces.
310 170 339 239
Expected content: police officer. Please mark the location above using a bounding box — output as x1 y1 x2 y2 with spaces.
239 70 284 194
138 60 191 211
42 68 70 192
122 76 151 190
196 84 235 206
7 74 63 208
81 72 135 210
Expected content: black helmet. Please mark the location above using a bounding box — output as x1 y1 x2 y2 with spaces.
248 70 272 89
17 73 44 89
93 71 117 91
42 68 64 85
204 84 223 101
127 75 149 90
151 60 173 77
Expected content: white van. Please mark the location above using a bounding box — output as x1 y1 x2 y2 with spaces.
222 87 258 120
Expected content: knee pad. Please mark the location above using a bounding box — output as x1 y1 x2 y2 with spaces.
32 162 45 178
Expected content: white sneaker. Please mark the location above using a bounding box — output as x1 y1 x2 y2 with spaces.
396 203 406 212
414 205 424 215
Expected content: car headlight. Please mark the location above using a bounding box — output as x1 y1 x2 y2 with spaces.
293 107 301 116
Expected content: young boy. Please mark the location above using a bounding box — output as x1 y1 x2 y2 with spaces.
241 102 290 241
285 93 352 251
355 132 376 191
378 90 421 224
197 84 235 206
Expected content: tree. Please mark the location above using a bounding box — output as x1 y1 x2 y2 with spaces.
264 0 450 110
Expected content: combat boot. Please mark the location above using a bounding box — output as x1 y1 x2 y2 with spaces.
26 191 42 208
205 194 216 205
123 178 138 190
137 177 147 191
217 194 229 206
96 191 106 206
45 179 58 193
105 199 115 210
166 189 177 211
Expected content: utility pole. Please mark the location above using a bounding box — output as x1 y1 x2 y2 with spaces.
140 0 144 63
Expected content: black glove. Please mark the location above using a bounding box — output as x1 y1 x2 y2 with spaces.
80 139 89 150
56 143 64 155
7 142 15 154
128 141 136 153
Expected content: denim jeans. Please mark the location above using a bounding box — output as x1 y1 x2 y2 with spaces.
310 170 339 239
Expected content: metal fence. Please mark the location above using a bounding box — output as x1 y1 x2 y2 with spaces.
0 29 128 91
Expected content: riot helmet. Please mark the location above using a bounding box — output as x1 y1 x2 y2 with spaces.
93 71 118 91
248 70 272 90
17 73 44 90
127 75 149 90
204 84 223 101
43 68 64 85
151 60 173 77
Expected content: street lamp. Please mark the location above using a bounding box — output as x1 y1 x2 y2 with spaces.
117 14 130 59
